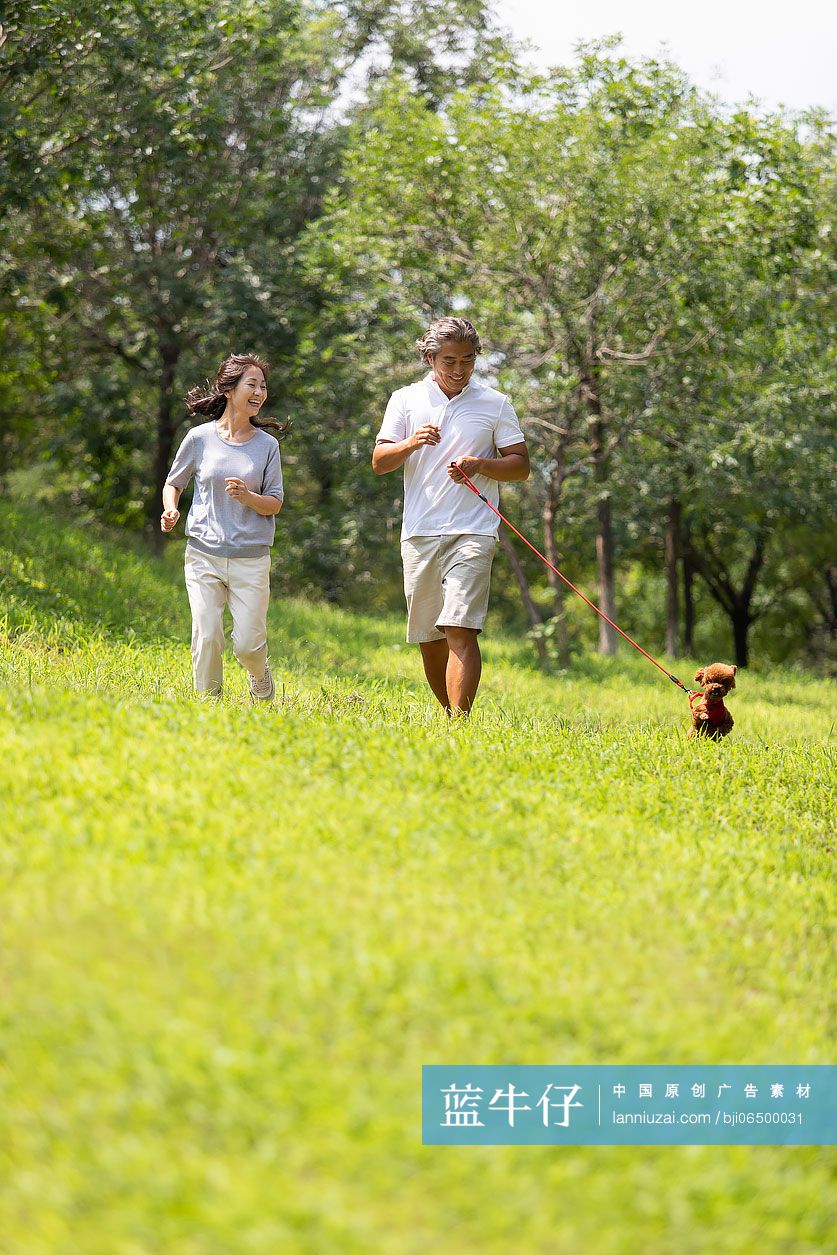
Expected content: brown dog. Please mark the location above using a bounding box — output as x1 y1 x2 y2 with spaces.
687 663 737 740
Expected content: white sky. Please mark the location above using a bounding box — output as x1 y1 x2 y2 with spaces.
494 0 836 113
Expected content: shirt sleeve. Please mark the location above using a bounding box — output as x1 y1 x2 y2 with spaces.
166 430 196 489
261 440 284 501
376 390 407 444
494 397 526 449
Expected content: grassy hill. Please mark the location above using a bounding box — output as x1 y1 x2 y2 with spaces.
0 503 834 1253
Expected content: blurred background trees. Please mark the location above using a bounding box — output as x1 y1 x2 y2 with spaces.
1 5 834 668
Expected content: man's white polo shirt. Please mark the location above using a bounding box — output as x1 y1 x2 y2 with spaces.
376 374 525 541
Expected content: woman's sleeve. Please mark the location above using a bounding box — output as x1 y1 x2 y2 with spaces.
166 431 195 489
261 441 284 501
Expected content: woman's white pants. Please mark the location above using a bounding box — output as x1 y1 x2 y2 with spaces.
184 547 271 694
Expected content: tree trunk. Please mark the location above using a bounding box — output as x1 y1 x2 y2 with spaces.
682 521 696 656
498 530 547 663
665 497 681 657
311 452 340 602
586 397 617 655
687 531 766 670
732 609 751 670
595 492 617 654
151 343 181 555
542 472 570 668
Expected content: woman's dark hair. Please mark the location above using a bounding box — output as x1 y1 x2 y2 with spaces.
185 353 290 439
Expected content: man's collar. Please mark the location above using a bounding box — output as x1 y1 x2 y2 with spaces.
425 372 479 401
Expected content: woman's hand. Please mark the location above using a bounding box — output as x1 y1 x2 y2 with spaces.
224 477 252 505
160 508 180 533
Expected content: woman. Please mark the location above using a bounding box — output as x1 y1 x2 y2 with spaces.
161 353 289 700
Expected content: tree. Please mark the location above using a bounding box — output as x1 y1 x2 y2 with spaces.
619 106 836 666
1 0 495 549
308 45 734 653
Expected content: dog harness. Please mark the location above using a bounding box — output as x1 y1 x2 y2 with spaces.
688 692 727 724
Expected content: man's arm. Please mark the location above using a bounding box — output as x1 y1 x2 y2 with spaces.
448 442 530 484
372 424 441 474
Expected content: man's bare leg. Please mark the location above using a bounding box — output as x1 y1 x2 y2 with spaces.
419 638 451 711
443 625 482 715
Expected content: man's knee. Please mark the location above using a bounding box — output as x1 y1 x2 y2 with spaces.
420 638 448 657
443 625 480 652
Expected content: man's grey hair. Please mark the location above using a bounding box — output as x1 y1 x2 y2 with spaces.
415 317 482 364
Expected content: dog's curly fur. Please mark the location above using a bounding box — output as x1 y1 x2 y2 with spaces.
687 663 737 740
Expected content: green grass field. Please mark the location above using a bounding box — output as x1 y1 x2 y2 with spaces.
0 502 834 1254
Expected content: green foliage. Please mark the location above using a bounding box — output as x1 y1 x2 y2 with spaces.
2 0 352 528
1 503 835 1252
0 0 496 537
3 22 834 665
307 45 836 666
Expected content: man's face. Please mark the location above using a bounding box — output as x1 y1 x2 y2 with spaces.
430 339 477 397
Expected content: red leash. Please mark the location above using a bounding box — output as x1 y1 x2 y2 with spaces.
451 463 699 698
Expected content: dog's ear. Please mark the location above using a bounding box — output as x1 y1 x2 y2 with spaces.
731 665 737 676
694 667 705 684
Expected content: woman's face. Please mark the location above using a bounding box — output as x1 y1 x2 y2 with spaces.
230 367 267 415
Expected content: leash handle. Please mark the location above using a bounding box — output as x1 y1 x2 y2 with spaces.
450 460 697 699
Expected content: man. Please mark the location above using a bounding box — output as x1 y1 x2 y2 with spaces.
373 317 530 715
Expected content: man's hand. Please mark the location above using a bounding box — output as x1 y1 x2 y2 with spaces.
224 477 252 505
372 428 439 474
411 424 441 450
448 456 482 483
160 508 180 533
450 444 530 485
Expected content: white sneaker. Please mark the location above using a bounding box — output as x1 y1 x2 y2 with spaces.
249 662 275 702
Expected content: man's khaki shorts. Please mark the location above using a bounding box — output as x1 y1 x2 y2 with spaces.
400 533 497 644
